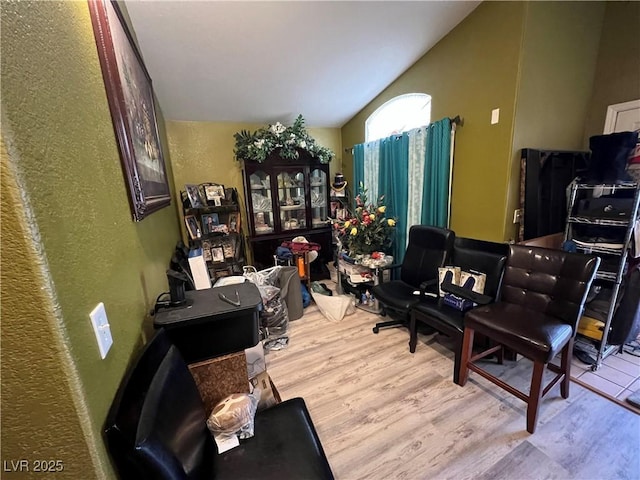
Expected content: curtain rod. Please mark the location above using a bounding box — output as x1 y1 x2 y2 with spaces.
343 115 463 153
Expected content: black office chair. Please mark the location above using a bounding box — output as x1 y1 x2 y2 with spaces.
372 225 454 334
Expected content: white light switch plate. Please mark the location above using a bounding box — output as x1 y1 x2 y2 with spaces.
491 108 500 125
90 302 113 359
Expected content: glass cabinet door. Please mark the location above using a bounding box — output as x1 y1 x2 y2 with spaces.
249 171 274 235
310 168 328 228
277 170 307 231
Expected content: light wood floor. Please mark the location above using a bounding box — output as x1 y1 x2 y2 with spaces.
266 302 640 480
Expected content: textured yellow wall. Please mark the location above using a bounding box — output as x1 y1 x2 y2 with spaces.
1 1 181 477
1 141 101 478
584 1 640 140
166 120 342 246
341 1 525 241
507 1 605 240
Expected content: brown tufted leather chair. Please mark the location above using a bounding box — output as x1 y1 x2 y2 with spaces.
458 245 599 434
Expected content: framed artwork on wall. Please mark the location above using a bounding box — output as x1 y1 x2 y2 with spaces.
88 0 171 221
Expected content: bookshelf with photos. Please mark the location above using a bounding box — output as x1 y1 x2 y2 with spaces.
181 183 245 281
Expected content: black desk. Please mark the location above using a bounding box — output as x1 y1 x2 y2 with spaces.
153 282 262 363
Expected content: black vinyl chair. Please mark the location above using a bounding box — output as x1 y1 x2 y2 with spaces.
372 225 454 334
409 237 509 383
458 245 599 433
104 330 334 479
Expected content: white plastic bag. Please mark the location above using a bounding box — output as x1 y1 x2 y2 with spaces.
206 392 259 438
311 292 356 323
243 265 281 287
243 266 289 340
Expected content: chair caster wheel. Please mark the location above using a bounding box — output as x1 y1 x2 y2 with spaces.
373 327 379 334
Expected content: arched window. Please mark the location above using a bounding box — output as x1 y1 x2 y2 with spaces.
365 93 432 142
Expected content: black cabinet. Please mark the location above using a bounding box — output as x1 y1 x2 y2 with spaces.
241 150 332 272
519 149 589 241
181 187 245 281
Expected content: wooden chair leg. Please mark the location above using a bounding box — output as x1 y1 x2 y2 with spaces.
457 327 475 386
496 344 504 365
560 337 573 399
527 361 545 434
409 313 417 353
453 337 462 384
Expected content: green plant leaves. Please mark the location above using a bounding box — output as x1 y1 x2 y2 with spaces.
233 115 334 164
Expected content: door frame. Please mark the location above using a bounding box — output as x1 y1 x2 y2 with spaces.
604 99 640 134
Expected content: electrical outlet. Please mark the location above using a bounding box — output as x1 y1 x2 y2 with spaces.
90 302 113 359
513 208 523 224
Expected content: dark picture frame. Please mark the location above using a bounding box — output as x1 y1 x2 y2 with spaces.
211 247 225 263
201 213 220 234
185 184 205 208
201 240 212 261
88 0 171 221
203 183 226 202
227 213 240 233
184 215 201 240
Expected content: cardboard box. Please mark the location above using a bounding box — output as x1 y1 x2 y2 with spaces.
250 371 281 411
188 248 212 290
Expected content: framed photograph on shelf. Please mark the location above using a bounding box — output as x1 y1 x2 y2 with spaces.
227 213 240 233
184 215 201 240
224 188 236 202
214 268 232 279
88 0 171 221
210 224 228 234
201 240 212 261
201 213 219 234
202 183 226 204
222 237 236 259
185 184 205 208
211 246 225 263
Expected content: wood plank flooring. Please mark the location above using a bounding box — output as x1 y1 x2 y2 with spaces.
265 302 640 480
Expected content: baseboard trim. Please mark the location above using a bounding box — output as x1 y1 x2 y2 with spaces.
570 375 640 415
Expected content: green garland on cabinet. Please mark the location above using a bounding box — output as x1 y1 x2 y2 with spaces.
234 115 333 164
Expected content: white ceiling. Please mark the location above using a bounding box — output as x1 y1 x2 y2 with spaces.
125 1 480 128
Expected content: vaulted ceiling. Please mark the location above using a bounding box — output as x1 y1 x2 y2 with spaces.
125 1 480 128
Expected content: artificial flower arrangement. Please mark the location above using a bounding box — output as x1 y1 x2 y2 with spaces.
334 185 396 256
234 115 334 164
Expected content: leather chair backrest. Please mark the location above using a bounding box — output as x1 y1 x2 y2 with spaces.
501 245 599 329
401 226 454 288
104 330 174 478
452 237 509 300
136 346 213 479
104 330 213 479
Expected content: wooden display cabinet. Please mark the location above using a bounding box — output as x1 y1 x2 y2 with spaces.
241 150 332 272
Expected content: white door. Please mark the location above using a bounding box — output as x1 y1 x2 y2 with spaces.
604 99 640 181
604 99 640 133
